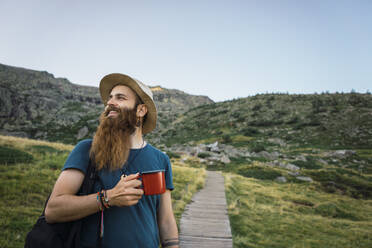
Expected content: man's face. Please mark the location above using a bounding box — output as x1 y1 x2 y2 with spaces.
105 85 137 118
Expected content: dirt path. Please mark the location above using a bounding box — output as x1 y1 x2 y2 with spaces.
179 170 233 248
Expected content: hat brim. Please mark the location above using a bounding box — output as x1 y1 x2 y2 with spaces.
99 73 157 134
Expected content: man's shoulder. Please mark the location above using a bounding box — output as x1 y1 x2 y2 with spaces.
75 139 93 149
69 139 93 156
63 139 93 172
145 143 169 159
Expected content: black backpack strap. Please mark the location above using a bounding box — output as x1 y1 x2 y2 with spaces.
78 157 98 195
70 157 98 248
88 156 104 248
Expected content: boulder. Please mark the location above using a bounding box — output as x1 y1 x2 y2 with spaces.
318 158 328 165
207 141 220 153
296 176 313 182
257 151 280 160
76 126 89 140
242 151 253 157
275 176 287 183
288 171 300 177
328 150 356 159
296 155 307 161
268 138 286 147
279 163 300 171
220 155 231 164
221 144 241 158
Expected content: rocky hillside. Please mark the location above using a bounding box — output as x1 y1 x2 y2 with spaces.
162 93 372 149
0 63 213 144
161 93 372 201
1 63 371 203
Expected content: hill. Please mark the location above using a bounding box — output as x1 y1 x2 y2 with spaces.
161 93 372 204
161 94 372 247
0 63 213 144
162 93 372 149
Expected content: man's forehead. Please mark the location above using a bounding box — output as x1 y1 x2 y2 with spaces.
110 84 135 96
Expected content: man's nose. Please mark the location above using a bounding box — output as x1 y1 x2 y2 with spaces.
107 97 117 106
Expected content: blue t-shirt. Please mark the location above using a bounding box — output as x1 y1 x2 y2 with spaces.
62 139 174 248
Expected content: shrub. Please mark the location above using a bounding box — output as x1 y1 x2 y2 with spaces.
308 169 372 199
292 158 322 170
167 151 181 158
315 203 361 221
197 152 211 159
252 104 262 111
166 151 181 159
222 134 232 144
242 127 259 136
286 116 299 124
237 166 282 180
0 146 34 164
251 143 265 153
29 145 59 154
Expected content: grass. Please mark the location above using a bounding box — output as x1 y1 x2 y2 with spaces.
2 128 372 248
236 165 282 180
172 165 206 226
0 135 205 248
0 146 34 164
306 168 372 199
224 173 372 248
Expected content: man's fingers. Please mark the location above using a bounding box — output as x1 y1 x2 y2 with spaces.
121 173 140 182
120 188 144 196
124 179 142 189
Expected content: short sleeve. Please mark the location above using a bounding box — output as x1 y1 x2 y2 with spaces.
63 139 92 174
163 154 174 191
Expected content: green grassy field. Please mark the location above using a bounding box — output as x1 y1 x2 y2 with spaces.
2 134 372 248
0 135 205 248
170 143 372 248
224 173 372 248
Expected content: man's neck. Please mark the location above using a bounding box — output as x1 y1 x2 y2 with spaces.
130 128 145 149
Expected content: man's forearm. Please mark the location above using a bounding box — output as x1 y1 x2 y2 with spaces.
159 219 179 247
45 193 99 223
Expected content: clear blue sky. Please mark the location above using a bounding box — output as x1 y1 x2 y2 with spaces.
1 0 371 102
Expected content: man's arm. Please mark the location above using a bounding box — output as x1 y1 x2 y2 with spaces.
45 169 99 223
45 169 143 223
157 190 179 248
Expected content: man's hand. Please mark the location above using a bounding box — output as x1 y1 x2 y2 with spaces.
107 173 144 207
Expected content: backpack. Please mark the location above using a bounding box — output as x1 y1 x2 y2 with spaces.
24 158 97 248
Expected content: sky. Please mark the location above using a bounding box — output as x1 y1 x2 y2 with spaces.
0 0 371 102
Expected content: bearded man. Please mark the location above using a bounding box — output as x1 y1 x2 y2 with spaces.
45 73 179 248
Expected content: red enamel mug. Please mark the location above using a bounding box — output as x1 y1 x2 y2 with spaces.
138 169 166 195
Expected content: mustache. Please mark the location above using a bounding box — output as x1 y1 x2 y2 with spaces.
104 106 122 116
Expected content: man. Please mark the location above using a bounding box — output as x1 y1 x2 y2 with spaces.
45 73 179 248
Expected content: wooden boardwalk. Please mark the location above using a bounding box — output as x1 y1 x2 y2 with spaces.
179 171 233 248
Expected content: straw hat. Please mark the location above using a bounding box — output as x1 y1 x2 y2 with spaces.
99 73 157 134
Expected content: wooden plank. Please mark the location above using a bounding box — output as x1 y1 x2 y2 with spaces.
179 171 233 248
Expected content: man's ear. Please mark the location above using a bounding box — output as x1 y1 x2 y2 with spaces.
137 104 148 117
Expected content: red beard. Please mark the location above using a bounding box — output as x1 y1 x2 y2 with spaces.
90 106 138 171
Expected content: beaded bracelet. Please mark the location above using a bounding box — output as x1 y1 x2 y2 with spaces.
99 190 110 209
103 190 110 209
96 192 103 211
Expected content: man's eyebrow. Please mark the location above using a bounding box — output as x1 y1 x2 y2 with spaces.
109 93 128 98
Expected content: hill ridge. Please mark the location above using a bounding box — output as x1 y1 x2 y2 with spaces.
0 63 213 143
